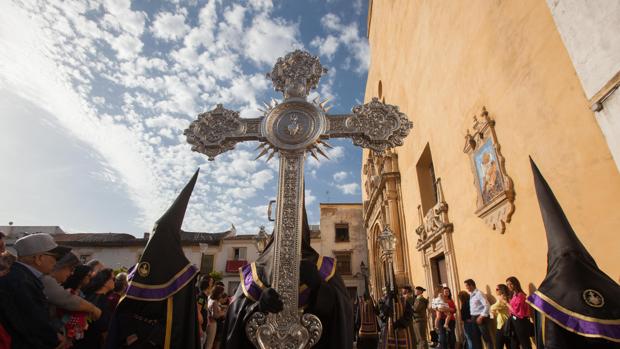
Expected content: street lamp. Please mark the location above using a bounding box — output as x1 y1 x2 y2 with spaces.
360 261 369 277
377 225 396 257
255 225 269 253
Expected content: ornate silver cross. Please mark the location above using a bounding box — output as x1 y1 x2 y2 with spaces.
185 50 412 349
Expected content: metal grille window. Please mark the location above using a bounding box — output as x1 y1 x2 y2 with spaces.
334 251 352 275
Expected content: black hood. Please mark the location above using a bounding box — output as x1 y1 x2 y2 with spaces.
527 159 620 343
126 169 200 301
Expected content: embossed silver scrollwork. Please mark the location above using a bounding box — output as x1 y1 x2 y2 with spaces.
267 50 327 98
301 313 323 348
346 97 413 154
185 104 262 160
246 312 268 349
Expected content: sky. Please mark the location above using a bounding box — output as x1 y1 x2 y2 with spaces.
0 0 370 235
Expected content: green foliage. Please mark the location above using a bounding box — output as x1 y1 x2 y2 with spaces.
208 270 223 282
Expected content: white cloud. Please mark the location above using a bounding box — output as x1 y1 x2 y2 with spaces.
144 114 190 130
305 189 316 206
109 33 143 60
313 13 369 74
306 145 345 168
333 171 348 182
244 14 302 66
310 35 339 60
0 0 362 235
337 182 359 195
152 11 190 41
102 0 147 36
251 169 274 188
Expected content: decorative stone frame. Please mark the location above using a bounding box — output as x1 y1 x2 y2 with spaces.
463 107 515 233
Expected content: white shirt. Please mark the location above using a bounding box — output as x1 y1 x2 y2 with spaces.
469 289 490 317
431 296 447 310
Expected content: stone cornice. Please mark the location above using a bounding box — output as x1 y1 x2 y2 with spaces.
363 171 401 227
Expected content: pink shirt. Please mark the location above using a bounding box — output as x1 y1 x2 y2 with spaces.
509 292 530 319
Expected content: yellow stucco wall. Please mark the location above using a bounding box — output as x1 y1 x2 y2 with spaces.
363 0 620 293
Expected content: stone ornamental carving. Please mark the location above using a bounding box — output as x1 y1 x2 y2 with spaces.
184 50 413 349
415 178 454 250
463 106 515 233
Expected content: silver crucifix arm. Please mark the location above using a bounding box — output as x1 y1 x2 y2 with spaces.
184 104 265 161
324 97 413 154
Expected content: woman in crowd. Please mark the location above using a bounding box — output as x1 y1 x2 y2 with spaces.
213 292 229 349
205 285 226 349
86 259 104 277
63 264 93 297
197 278 213 346
436 286 456 349
458 290 481 349
73 268 115 349
490 284 511 349
506 276 532 349
107 272 127 310
42 252 102 347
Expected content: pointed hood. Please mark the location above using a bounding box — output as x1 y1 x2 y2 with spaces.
125 169 200 301
527 159 620 343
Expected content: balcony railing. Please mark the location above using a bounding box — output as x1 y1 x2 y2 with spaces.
225 259 248 273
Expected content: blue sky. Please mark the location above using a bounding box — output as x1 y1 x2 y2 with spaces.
0 0 369 235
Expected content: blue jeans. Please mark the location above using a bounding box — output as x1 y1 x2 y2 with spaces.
463 320 481 349
438 318 456 349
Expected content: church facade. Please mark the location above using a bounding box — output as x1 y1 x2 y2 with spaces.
362 0 620 321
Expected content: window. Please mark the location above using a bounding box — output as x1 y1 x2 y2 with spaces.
334 251 352 275
416 144 439 214
233 247 247 260
200 254 214 274
228 281 240 296
335 224 349 242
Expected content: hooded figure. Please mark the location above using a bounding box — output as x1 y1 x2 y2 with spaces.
527 159 620 348
106 170 201 349
223 199 353 349
355 263 379 349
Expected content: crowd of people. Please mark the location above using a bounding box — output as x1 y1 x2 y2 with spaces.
195 276 230 349
373 277 535 349
0 232 235 349
0 232 129 348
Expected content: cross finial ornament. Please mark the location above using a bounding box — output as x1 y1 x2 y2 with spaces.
185 50 412 349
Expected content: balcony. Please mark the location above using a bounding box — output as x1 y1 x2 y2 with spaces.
226 259 248 273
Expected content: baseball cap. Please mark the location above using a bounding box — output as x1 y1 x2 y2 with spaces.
14 233 71 258
415 286 426 292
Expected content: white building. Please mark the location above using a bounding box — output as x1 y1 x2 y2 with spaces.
1 203 369 298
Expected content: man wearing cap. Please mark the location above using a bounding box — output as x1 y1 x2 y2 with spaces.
0 233 71 349
412 286 429 349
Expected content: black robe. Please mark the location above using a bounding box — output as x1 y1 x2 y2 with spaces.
223 211 353 349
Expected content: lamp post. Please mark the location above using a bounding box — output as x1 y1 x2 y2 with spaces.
360 261 369 277
254 225 269 253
